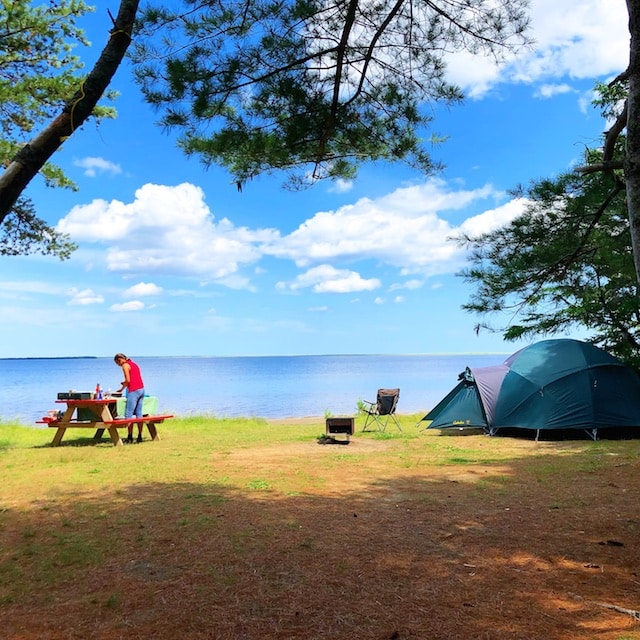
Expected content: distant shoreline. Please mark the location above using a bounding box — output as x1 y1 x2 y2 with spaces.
0 356 98 361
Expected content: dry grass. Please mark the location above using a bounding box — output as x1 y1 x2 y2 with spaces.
1 416 640 639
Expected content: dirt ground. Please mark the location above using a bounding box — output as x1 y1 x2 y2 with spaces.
3 431 640 640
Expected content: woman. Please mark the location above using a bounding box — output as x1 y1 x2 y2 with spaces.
114 353 146 443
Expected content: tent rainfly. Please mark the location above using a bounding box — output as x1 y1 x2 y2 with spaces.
422 339 640 440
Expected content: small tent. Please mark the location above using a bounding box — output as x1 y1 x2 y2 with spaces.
422 339 640 439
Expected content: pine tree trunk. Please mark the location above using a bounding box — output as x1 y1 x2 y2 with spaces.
626 0 640 287
0 0 140 222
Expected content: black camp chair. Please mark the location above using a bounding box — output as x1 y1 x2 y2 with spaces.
361 388 402 432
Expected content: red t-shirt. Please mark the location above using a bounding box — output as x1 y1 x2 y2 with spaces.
127 359 144 392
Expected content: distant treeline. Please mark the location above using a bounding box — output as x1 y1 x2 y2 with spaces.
0 356 98 361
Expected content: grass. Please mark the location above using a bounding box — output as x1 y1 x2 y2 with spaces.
2 414 640 639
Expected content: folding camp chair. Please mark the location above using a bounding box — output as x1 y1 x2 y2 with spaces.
361 388 402 432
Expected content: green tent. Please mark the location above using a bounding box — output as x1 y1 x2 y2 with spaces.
423 339 640 439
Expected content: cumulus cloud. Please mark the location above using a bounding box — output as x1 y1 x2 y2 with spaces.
55 177 527 295
277 265 381 293
110 300 145 312
389 279 423 292
57 183 278 286
445 0 627 97
327 179 354 194
457 198 528 238
264 179 510 277
58 176 528 295
73 157 122 177
524 0 626 78
67 288 104 305
535 84 573 99
123 282 163 298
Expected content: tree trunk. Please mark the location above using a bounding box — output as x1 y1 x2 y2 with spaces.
0 0 140 223
626 0 640 287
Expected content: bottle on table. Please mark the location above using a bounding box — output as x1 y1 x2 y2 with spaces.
95 383 102 400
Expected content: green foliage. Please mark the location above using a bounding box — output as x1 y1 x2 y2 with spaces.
458 150 640 368
355 398 367 415
592 80 627 122
0 0 118 258
0 198 77 258
0 0 98 178
0 0 91 139
132 0 530 187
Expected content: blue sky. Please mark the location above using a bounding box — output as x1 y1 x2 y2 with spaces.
0 0 628 358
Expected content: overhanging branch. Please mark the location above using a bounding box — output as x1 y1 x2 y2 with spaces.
0 0 140 223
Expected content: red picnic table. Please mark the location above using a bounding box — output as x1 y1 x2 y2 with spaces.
37 397 173 446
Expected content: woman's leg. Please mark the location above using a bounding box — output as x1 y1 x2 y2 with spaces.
127 389 146 441
125 389 144 442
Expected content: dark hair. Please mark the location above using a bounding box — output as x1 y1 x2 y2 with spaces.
114 353 128 363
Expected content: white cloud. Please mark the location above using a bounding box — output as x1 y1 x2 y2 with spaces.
389 279 423 292
525 0 627 78
327 179 354 194
457 198 528 238
110 300 145 312
123 282 163 298
265 178 509 277
277 264 381 293
55 177 526 294
67 288 104 305
57 183 278 286
73 157 122 177
535 83 573 99
445 0 628 97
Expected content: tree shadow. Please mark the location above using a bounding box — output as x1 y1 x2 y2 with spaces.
1 446 639 639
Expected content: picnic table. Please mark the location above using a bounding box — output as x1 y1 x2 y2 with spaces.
37 397 173 447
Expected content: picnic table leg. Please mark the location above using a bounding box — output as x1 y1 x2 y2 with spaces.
146 422 160 441
87 406 114 443
51 426 67 446
107 426 123 446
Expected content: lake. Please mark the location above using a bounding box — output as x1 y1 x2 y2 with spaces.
0 353 508 425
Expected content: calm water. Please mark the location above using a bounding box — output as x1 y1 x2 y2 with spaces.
0 354 507 425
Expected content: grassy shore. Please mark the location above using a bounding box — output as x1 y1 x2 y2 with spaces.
2 415 640 639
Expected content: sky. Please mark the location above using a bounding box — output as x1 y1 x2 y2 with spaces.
0 0 629 358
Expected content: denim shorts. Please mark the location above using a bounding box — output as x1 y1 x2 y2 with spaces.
125 388 145 418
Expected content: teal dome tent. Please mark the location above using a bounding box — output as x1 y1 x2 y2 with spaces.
422 339 640 439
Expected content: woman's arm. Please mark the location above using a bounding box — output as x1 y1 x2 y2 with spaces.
117 362 131 392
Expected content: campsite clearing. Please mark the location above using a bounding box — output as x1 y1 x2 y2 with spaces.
1 416 640 639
